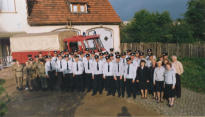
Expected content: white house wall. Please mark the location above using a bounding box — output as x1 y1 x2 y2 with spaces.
0 0 121 51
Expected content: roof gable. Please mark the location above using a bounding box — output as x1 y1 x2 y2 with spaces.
27 0 121 26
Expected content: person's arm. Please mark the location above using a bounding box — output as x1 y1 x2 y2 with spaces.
153 68 157 85
136 68 139 83
172 71 176 89
45 63 48 76
179 61 184 75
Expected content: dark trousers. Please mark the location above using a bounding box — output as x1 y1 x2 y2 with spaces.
126 79 135 98
114 76 125 97
73 75 83 92
48 71 55 90
64 73 72 91
175 74 181 98
93 74 103 94
40 76 48 89
57 72 63 90
85 73 92 91
106 76 114 95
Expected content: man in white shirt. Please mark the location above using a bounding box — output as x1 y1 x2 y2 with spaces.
91 55 104 96
45 56 56 90
114 55 125 97
62 54 73 91
103 56 115 96
83 54 93 92
55 54 64 90
73 55 84 92
124 57 137 98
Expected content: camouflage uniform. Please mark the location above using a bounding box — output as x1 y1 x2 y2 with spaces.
37 63 48 89
27 63 35 90
23 64 29 89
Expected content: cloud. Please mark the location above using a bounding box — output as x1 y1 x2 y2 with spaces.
109 0 189 21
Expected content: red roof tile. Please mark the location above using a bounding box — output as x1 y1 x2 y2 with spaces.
27 0 122 26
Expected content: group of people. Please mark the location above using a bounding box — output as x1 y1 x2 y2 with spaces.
12 48 184 107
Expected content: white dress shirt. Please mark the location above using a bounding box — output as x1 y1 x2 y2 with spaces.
103 61 115 77
153 66 165 83
164 69 176 86
45 60 56 75
62 60 73 74
124 63 137 80
56 59 64 72
114 61 125 77
72 61 84 75
83 59 93 74
92 60 103 75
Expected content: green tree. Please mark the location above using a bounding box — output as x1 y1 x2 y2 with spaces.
121 10 173 43
0 79 7 117
171 19 195 43
185 0 205 40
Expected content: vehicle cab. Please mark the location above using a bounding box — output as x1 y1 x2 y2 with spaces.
64 35 105 52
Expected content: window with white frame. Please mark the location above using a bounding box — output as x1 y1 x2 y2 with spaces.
0 0 16 12
70 3 87 13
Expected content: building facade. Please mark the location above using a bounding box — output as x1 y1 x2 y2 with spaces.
0 0 121 66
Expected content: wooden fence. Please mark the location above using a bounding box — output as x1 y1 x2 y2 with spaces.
120 42 205 58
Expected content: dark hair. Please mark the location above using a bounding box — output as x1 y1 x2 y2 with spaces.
166 63 172 67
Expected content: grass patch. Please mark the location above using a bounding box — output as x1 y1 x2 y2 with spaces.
0 79 7 117
179 57 205 93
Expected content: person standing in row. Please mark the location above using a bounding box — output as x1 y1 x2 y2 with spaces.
114 55 125 97
171 56 184 98
56 54 64 90
62 54 73 91
27 58 35 91
124 58 137 98
23 61 30 90
137 60 149 99
149 60 157 99
103 56 115 96
153 61 165 103
38 59 48 90
164 63 176 107
92 55 104 96
83 54 93 92
12 60 24 90
45 56 56 90
72 55 84 92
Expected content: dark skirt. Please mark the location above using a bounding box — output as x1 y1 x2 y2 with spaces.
156 81 164 92
165 84 175 98
139 81 148 90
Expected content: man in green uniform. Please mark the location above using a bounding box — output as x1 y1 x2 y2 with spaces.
27 58 35 91
33 55 41 90
38 59 48 90
12 60 23 90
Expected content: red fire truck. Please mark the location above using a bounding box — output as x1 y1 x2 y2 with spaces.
11 31 105 63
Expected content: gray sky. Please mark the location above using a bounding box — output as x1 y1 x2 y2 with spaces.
109 0 189 21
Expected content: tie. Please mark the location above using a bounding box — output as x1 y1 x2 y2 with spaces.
127 64 130 74
97 62 99 71
60 61 62 69
67 62 69 70
108 63 110 72
118 63 119 72
72 58 74 62
88 61 90 70
123 59 125 63
50 62 52 70
77 62 79 71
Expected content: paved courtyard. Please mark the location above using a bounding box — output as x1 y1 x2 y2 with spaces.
1 68 205 116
